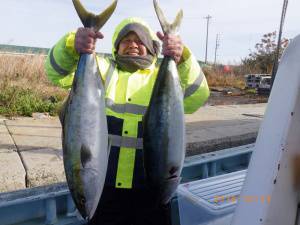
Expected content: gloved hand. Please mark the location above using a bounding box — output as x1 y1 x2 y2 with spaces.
75 27 104 54
157 31 184 64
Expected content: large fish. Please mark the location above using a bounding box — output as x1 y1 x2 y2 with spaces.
143 0 185 205
62 0 117 220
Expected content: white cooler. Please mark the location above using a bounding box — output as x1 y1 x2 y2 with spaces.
177 170 247 225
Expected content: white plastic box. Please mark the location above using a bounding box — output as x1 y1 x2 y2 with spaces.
177 170 247 225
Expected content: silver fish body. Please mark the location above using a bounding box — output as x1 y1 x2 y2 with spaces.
63 54 108 219
62 0 117 220
143 56 185 204
143 0 185 205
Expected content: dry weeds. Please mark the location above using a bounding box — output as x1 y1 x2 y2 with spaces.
0 53 67 116
0 53 67 98
203 66 246 90
0 54 249 116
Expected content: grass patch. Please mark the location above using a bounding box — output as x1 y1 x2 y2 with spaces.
0 54 68 117
0 86 64 117
245 88 257 94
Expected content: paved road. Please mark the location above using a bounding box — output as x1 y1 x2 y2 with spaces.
0 103 266 193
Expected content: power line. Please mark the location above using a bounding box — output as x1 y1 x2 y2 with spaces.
270 0 289 89
204 15 212 64
214 34 220 65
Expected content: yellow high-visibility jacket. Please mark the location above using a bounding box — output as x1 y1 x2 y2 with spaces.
45 17 210 189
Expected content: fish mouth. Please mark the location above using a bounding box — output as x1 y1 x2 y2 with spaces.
167 174 179 180
71 190 88 219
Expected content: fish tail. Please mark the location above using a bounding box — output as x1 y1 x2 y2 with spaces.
153 0 183 34
72 0 118 31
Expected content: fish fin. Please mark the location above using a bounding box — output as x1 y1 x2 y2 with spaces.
80 144 92 168
72 0 118 31
153 0 183 34
94 0 118 31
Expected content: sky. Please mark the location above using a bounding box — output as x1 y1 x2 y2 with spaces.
1 0 299 64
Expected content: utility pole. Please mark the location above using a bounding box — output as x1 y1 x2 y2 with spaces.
270 0 289 90
204 15 212 64
214 34 220 65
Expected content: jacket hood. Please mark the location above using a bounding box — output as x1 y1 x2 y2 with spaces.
112 17 160 60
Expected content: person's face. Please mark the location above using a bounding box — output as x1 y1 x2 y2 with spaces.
117 32 148 56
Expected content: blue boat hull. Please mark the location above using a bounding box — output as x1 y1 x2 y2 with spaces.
0 144 253 225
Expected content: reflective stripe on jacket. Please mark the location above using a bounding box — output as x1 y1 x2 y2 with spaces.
45 18 210 189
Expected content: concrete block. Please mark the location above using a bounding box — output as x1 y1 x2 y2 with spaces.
20 148 65 188
186 132 257 157
5 117 61 128
5 117 64 188
185 104 266 123
0 121 26 192
207 121 260 137
0 130 16 153
186 126 221 143
5 117 62 151
185 118 260 156
11 134 62 152
0 152 26 192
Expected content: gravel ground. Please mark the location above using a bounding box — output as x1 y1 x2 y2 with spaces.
207 90 269 106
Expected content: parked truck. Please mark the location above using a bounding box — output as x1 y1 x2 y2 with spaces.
245 74 271 95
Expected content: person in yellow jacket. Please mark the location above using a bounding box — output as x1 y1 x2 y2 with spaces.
45 17 209 225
